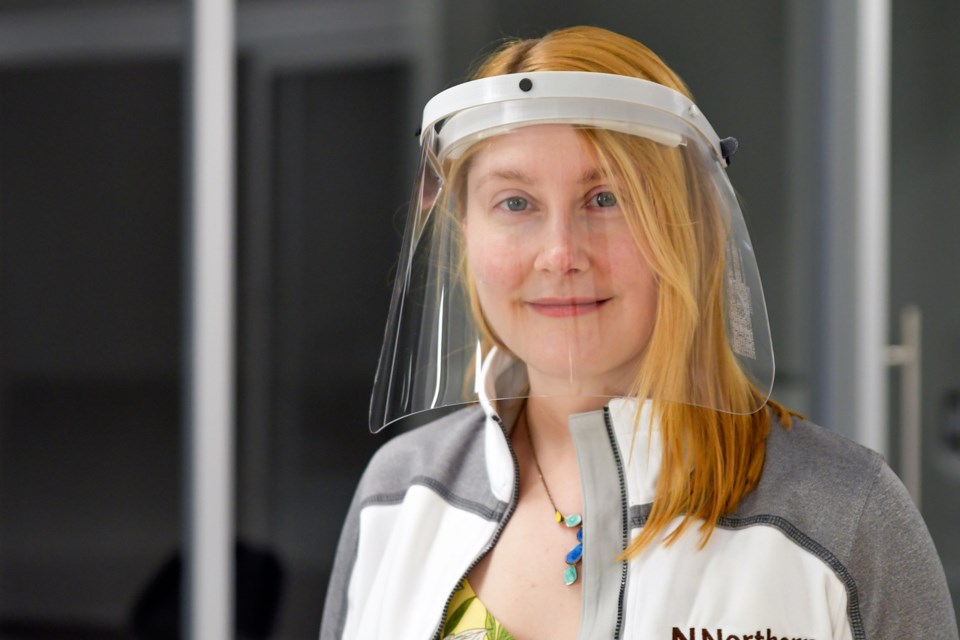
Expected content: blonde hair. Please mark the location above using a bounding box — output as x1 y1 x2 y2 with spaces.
444 26 799 557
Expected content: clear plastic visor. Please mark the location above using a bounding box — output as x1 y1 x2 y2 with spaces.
370 108 773 432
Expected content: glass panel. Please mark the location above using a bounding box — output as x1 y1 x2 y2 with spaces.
0 61 183 637
236 64 411 638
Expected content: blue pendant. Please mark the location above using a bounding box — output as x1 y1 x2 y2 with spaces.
565 542 583 564
555 517 583 586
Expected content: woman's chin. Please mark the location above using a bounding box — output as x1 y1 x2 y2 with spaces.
521 358 634 398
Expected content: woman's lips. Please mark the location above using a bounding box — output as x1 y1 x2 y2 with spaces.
526 297 610 317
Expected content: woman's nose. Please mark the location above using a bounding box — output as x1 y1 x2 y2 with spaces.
533 213 589 274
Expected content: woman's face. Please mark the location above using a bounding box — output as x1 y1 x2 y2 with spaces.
463 124 658 396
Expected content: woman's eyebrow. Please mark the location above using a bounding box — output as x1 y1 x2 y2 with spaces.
577 168 603 184
474 169 533 189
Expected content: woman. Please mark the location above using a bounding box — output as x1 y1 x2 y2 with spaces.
321 26 957 640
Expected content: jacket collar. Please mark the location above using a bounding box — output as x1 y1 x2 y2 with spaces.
477 347 662 505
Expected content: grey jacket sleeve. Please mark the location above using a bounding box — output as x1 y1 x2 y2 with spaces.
319 482 364 640
848 461 958 638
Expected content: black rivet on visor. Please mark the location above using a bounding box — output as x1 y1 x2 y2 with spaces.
719 136 739 165
519 77 533 92
414 127 421 138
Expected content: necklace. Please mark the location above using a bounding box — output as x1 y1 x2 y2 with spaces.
522 412 584 586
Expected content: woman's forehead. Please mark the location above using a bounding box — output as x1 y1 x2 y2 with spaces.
465 124 604 185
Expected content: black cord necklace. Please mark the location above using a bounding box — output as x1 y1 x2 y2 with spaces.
522 412 584 586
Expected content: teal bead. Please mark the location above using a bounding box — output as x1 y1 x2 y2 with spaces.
563 564 578 586
564 513 582 527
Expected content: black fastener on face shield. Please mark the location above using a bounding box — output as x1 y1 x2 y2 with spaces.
720 136 739 165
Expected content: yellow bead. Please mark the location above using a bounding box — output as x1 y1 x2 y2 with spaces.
554 511 563 523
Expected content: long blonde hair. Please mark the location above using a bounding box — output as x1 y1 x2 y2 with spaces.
453 26 798 556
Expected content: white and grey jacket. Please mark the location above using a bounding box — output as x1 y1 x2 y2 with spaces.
321 353 957 640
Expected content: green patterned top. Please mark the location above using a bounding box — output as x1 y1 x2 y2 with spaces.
441 578 515 640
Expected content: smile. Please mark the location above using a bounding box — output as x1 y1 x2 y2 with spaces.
526 297 610 318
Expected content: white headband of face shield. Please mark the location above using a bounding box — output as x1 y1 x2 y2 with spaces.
419 71 727 164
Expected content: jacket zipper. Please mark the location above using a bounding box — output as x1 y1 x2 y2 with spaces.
430 414 521 640
602 406 630 640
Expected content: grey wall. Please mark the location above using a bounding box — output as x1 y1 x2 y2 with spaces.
889 0 960 604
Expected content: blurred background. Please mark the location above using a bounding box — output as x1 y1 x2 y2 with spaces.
0 0 957 638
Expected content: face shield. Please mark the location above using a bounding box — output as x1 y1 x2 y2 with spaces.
369 71 774 433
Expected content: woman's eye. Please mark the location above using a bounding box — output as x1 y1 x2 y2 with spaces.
593 191 618 207
501 196 529 212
